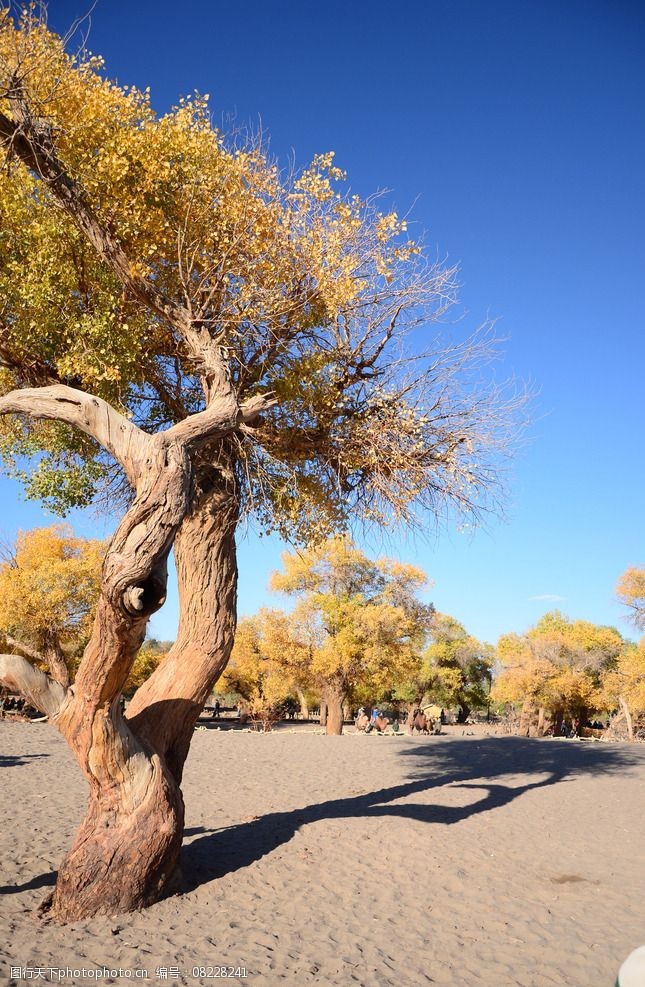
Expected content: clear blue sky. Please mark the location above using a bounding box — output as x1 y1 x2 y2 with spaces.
1 0 643 645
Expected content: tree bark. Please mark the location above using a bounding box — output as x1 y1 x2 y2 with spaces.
323 683 346 735
126 462 239 782
50 704 183 921
296 688 309 720
619 695 635 743
42 632 70 689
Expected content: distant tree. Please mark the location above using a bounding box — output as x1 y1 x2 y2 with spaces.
616 567 645 632
0 525 103 687
123 645 166 697
598 638 645 742
422 613 492 722
0 12 523 920
494 611 624 735
219 610 303 729
271 536 433 734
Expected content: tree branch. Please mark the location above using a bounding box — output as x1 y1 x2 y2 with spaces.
3 634 44 664
0 99 233 399
0 653 68 718
0 384 150 485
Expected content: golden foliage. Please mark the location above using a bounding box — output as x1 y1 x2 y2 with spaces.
0 524 103 675
493 611 625 722
270 535 432 702
616 566 645 632
0 11 523 536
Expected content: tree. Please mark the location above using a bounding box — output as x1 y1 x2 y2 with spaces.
219 610 302 730
616 567 645 632
0 525 103 686
0 13 523 920
270 536 433 733
422 613 492 722
598 639 645 742
493 612 624 735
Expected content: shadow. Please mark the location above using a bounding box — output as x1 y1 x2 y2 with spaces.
0 752 50 767
0 870 57 894
180 736 645 893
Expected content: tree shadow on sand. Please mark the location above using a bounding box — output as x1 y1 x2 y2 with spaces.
180 736 645 893
0 752 50 767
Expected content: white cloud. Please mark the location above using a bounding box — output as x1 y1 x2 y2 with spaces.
528 594 567 602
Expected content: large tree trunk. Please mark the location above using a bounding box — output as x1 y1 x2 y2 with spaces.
126 464 239 782
51 704 183 921
323 682 346 735
46 463 238 920
519 698 538 736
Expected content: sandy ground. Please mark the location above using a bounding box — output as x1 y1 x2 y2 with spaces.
1 720 644 987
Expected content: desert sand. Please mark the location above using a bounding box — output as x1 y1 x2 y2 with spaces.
1 719 644 986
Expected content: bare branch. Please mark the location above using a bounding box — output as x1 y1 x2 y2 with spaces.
0 653 68 717
0 384 150 485
3 634 44 664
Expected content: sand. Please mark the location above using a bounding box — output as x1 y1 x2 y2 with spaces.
1 720 644 987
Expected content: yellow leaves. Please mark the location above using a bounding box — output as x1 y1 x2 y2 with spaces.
270 536 431 695
616 566 645 631
494 611 631 721
0 525 104 661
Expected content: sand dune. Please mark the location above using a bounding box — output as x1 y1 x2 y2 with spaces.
1 721 644 986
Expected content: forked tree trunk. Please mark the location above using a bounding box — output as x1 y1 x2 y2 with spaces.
323 683 346 735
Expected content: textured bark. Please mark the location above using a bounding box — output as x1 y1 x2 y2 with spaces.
323 683 346 736
0 653 68 718
619 695 635 743
42 632 70 689
127 463 239 782
50 704 184 921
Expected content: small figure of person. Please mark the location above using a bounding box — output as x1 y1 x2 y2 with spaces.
355 707 369 732
212 699 221 719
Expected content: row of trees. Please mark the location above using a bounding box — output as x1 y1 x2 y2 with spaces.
222 536 492 733
2 526 643 739
222 544 645 739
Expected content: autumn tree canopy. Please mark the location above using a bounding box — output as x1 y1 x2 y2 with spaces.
269 536 433 733
616 567 645 633
493 611 624 735
0 10 523 921
0 524 103 686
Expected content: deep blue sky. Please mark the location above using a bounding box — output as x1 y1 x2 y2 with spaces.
2 0 644 645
